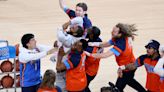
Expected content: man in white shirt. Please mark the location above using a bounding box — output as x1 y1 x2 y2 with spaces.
18 33 56 92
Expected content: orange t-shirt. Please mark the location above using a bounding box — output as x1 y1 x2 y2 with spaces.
111 37 135 66
135 55 161 91
85 47 100 76
66 52 87 91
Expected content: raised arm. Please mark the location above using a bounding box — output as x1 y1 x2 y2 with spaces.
59 0 67 11
62 21 70 30
56 47 66 71
59 0 65 10
89 50 114 59
88 40 113 48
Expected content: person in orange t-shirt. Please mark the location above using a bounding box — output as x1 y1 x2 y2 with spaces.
121 40 161 92
86 23 146 92
56 39 88 92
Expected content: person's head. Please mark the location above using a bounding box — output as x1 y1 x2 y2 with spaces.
112 23 137 40
40 69 56 89
159 45 164 57
69 25 84 37
21 33 36 49
145 40 160 57
75 2 88 17
87 26 101 40
71 39 88 52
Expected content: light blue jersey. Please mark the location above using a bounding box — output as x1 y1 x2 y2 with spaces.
20 59 41 87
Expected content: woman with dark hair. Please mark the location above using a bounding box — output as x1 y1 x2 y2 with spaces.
37 69 62 92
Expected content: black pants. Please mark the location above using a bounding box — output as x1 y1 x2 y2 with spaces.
22 83 40 92
84 74 96 92
116 70 146 92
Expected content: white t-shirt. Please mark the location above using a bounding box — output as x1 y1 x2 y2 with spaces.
57 27 82 52
154 57 164 77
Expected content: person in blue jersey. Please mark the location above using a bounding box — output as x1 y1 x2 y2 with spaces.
18 33 56 92
59 0 92 37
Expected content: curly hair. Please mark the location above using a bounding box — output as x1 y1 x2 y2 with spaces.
116 23 138 40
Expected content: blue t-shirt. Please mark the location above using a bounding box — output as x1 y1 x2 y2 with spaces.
20 59 41 87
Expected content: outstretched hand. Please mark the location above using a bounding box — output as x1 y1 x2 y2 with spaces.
47 48 57 55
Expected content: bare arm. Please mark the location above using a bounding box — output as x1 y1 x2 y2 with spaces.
56 47 66 71
59 0 66 10
88 41 112 48
100 42 112 48
56 55 66 71
91 50 114 59
62 21 71 30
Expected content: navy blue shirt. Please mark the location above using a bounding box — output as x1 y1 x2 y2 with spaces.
108 38 126 56
63 51 83 69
